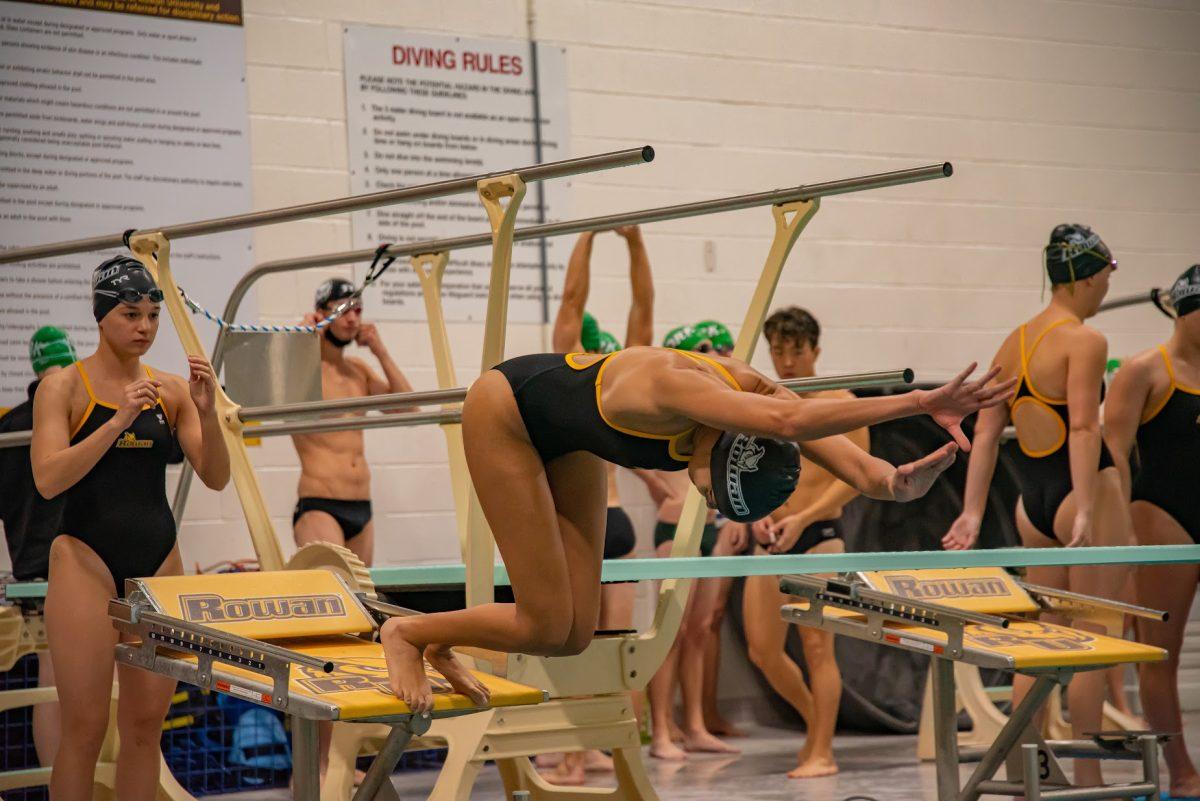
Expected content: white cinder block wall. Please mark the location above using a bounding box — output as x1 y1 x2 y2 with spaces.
171 0 1200 575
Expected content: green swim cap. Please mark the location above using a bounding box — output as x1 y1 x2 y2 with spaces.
663 324 703 351
580 311 601 352
597 331 622 354
29 326 77 374
694 320 734 352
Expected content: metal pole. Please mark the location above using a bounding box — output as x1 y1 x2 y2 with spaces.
174 161 949 517
233 368 915 425
0 147 654 265
250 409 460 439
1098 288 1167 314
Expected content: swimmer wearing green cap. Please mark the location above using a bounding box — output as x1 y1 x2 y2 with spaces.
0 325 79 766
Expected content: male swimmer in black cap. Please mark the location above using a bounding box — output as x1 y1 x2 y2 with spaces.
379 344 1014 713
291 278 413 567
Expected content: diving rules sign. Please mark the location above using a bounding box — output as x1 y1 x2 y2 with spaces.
343 27 571 323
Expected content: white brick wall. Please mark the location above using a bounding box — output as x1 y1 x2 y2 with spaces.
162 0 1200 573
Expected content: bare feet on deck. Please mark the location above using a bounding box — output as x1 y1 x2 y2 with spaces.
584 749 615 773
424 644 490 707
379 618 433 714
788 754 838 779
649 735 687 761
683 728 740 754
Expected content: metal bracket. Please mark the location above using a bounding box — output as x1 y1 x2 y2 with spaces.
110 599 333 712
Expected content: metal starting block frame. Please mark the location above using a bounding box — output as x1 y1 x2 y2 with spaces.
109 570 545 801
780 569 1168 801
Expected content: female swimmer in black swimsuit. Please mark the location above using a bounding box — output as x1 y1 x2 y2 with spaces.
944 224 1132 790
1104 264 1200 800
31 256 230 801
380 345 1013 713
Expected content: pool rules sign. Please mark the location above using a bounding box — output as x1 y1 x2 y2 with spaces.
343 27 571 323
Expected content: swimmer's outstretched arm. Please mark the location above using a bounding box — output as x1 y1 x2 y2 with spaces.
657 362 1015 450
800 434 957 503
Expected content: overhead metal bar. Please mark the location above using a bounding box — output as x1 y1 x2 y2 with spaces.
236 368 915 424
221 162 954 284
1097 287 1171 316
7 544 1200 600
0 146 654 265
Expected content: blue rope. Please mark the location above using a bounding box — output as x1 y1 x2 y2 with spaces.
178 287 328 333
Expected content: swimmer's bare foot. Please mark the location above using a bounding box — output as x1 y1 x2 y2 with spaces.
649 736 687 761
787 754 838 779
541 752 586 785
1170 773 1200 799
705 716 747 738
424 644 490 707
668 720 685 743
380 618 432 714
584 749 614 773
683 729 740 754
535 753 562 769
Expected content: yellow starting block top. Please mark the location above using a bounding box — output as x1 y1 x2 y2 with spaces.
132 570 376 641
122 570 546 721
159 635 545 720
858 568 1039 616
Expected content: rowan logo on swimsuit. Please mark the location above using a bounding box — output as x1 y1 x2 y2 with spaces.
883 575 1011 601
180 593 346 623
115 431 154 449
725 434 765 518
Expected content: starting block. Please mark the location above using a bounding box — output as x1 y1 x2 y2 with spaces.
109 568 546 801
780 567 1168 801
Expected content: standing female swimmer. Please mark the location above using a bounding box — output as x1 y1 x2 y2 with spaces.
943 224 1131 789
1103 264 1200 800
31 256 230 801
381 345 1013 712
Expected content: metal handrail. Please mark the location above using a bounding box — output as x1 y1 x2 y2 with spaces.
0 147 655 265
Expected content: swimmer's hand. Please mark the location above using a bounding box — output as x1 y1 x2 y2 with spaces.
942 513 981 551
114 377 163 429
1067 512 1093 548
355 322 386 356
915 363 1017 451
188 355 218 416
886 442 958 503
750 518 774 547
766 514 808 555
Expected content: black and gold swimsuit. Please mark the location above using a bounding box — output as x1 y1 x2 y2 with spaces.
492 350 742 470
1007 319 1112 540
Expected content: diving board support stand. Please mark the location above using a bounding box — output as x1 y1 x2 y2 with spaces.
412 250 472 554
128 232 285 571
466 173 526 610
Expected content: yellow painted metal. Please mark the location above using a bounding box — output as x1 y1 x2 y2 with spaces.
134 570 375 640
128 233 284 570
859 568 1040 616
465 174 527 610
412 250 472 554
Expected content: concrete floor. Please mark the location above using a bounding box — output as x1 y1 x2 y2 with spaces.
210 715 1197 801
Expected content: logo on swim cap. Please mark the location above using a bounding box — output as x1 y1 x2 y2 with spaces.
725 434 766 519
1170 265 1200 317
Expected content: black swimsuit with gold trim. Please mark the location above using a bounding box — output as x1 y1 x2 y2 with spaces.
59 362 177 597
492 350 741 470
1131 346 1200 542
1008 320 1112 541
